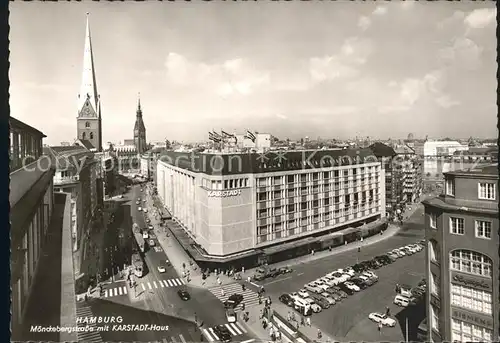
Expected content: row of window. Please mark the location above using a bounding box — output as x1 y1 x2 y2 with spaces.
451 319 493 342
9 129 43 171
256 210 378 242
257 167 378 187
202 178 250 190
445 178 496 201
258 204 379 220
430 214 493 239
258 190 378 203
450 250 492 278
451 284 492 315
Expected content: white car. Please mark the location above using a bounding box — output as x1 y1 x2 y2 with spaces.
331 272 349 283
157 265 166 273
343 281 360 292
363 271 378 280
368 312 396 327
396 249 406 256
317 284 330 291
311 303 322 313
344 267 356 277
143 208 148 213
138 206 142 211
298 289 309 298
325 274 343 285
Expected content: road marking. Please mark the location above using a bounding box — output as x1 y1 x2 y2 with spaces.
147 282 152 290
179 334 187 343
225 323 237 336
240 340 255 343
162 339 168 343
297 273 304 276
230 322 243 335
159 280 164 287
209 328 219 341
170 336 178 343
118 287 122 295
180 278 186 285
249 281 261 288
235 321 247 333
123 287 127 294
264 276 292 285
167 280 174 286
203 329 213 342
153 281 158 288
141 283 146 291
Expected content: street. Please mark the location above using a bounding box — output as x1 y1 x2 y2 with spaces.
80 183 255 342
254 202 427 342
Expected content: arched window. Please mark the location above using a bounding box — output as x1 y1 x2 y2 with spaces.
90 132 94 139
82 132 86 140
85 122 90 128
450 250 492 277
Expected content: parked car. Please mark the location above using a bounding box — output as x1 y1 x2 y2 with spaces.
368 313 396 327
304 284 323 294
278 266 293 274
386 252 399 261
394 294 411 307
358 275 376 286
311 303 322 313
298 289 309 298
351 278 369 289
343 281 361 292
418 278 427 287
157 264 166 273
279 294 294 306
338 283 355 295
344 267 356 277
362 271 378 280
319 293 336 305
327 291 342 302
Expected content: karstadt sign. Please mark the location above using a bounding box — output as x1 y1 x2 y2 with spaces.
208 190 242 197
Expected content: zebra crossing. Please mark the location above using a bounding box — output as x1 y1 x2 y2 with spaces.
103 285 128 298
75 306 103 342
202 322 247 342
208 282 260 312
140 278 185 291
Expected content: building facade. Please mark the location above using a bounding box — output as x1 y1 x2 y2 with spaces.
370 142 406 220
10 117 55 337
157 149 386 259
424 141 467 158
423 165 498 342
76 13 102 152
44 146 100 277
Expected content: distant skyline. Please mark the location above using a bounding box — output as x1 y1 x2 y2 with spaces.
10 2 497 145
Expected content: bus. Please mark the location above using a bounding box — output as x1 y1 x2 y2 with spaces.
132 253 144 277
132 223 145 253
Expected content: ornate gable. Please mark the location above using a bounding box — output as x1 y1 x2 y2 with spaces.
79 97 97 118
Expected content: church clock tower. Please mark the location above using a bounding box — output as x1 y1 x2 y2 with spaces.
134 94 147 154
76 13 102 152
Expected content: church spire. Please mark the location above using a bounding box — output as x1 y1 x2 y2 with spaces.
78 12 99 113
137 92 142 114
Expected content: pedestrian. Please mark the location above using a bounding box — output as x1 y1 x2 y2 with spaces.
259 309 263 319
378 322 382 334
385 306 390 316
306 317 311 326
317 330 322 339
259 296 262 305
287 312 291 322
295 322 299 331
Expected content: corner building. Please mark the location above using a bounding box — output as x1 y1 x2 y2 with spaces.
157 149 386 262
423 165 499 342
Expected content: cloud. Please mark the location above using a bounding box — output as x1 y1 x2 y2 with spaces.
22 81 68 93
373 6 388 16
164 53 270 96
436 95 460 109
358 16 371 31
439 37 483 70
464 8 496 29
309 37 372 82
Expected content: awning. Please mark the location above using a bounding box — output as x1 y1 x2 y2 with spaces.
261 236 317 256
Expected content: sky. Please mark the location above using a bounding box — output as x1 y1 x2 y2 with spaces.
9 1 497 145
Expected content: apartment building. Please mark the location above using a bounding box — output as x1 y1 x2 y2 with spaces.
157 149 386 267
423 165 498 342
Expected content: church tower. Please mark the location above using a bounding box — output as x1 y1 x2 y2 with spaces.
133 94 147 154
76 13 102 152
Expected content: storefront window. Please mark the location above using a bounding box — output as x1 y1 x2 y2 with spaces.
450 250 492 278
